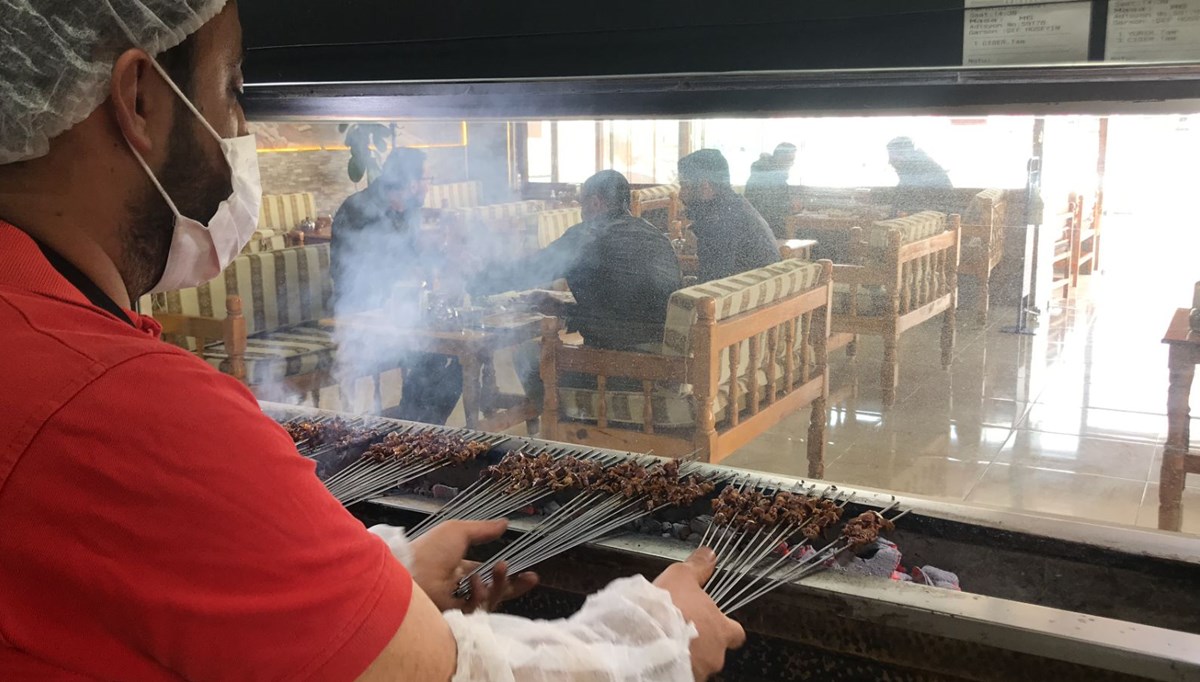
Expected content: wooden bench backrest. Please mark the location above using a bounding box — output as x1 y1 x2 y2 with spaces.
841 213 962 317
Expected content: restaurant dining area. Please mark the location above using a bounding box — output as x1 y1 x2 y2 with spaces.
7 0 1200 679
149 111 1199 539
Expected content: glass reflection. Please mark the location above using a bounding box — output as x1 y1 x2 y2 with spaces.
154 114 1198 536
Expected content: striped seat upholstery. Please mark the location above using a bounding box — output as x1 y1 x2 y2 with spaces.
154 245 334 383
453 200 546 224
631 184 677 205
529 208 583 249
865 211 947 250
243 233 290 254
202 323 335 386
425 181 483 210
259 193 317 233
559 259 826 427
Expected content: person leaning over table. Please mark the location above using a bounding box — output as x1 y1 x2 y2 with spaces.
331 146 464 426
678 149 781 283
886 136 956 216
0 1 745 681
469 169 683 405
744 142 800 239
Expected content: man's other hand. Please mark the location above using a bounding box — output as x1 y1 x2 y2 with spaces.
409 519 539 613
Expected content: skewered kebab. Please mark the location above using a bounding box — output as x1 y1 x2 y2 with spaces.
457 458 718 598
322 428 504 506
282 415 389 461
716 503 908 614
408 448 615 538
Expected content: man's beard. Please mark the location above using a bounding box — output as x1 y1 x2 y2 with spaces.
121 112 233 299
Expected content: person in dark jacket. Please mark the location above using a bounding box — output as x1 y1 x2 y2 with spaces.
471 170 682 350
678 149 781 282
471 170 683 408
744 143 798 239
886 137 956 216
330 148 463 425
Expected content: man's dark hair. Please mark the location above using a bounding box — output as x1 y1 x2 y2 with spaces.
774 142 797 157
678 149 731 188
581 169 631 212
887 137 916 152
380 148 427 189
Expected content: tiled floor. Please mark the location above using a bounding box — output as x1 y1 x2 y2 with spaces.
719 211 1200 537
318 212 1200 537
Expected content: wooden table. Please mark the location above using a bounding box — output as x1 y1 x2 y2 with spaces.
785 207 891 236
323 311 544 432
1161 308 1200 531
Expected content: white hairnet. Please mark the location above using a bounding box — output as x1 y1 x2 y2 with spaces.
0 0 229 165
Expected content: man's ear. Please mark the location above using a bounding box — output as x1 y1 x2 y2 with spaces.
109 49 169 158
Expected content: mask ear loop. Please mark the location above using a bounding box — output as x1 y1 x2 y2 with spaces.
104 0 230 218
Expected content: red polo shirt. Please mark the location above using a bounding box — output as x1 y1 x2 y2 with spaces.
0 223 411 680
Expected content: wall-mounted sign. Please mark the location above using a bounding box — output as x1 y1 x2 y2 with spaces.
963 0 1092 66
1106 0 1200 62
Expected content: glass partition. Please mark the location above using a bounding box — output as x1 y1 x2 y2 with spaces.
216 99 1200 538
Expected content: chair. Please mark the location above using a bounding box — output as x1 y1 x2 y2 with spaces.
540 259 833 473
959 188 1008 324
151 244 337 405
259 192 318 235
830 212 962 406
630 185 680 233
425 181 483 210
528 207 583 250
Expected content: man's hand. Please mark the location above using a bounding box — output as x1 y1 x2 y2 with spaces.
654 548 747 681
409 519 539 613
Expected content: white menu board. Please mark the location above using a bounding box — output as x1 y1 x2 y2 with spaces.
963 0 1092 66
1106 0 1200 61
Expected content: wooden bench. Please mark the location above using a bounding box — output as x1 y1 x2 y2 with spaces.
259 192 318 235
830 212 962 406
150 244 338 405
959 188 1008 324
539 259 833 473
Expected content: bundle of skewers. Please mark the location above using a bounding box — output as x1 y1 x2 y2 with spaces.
274 412 912 605
280 416 506 506
455 455 722 598
701 481 907 613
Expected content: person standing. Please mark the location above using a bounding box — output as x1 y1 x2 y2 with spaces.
678 149 781 282
0 2 744 679
331 148 463 425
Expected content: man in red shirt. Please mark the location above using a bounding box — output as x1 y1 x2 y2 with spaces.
0 1 744 680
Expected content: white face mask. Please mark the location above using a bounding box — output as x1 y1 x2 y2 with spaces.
125 58 262 294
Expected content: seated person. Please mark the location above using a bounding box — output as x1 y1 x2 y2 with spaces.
887 136 956 216
471 170 683 403
331 148 463 425
744 142 800 239
678 149 781 283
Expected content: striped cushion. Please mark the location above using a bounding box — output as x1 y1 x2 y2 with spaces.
425 181 482 209
662 259 825 357
259 193 317 232
202 322 335 386
243 233 290 254
866 211 946 250
632 185 677 204
530 208 583 248
156 244 332 337
453 200 547 224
